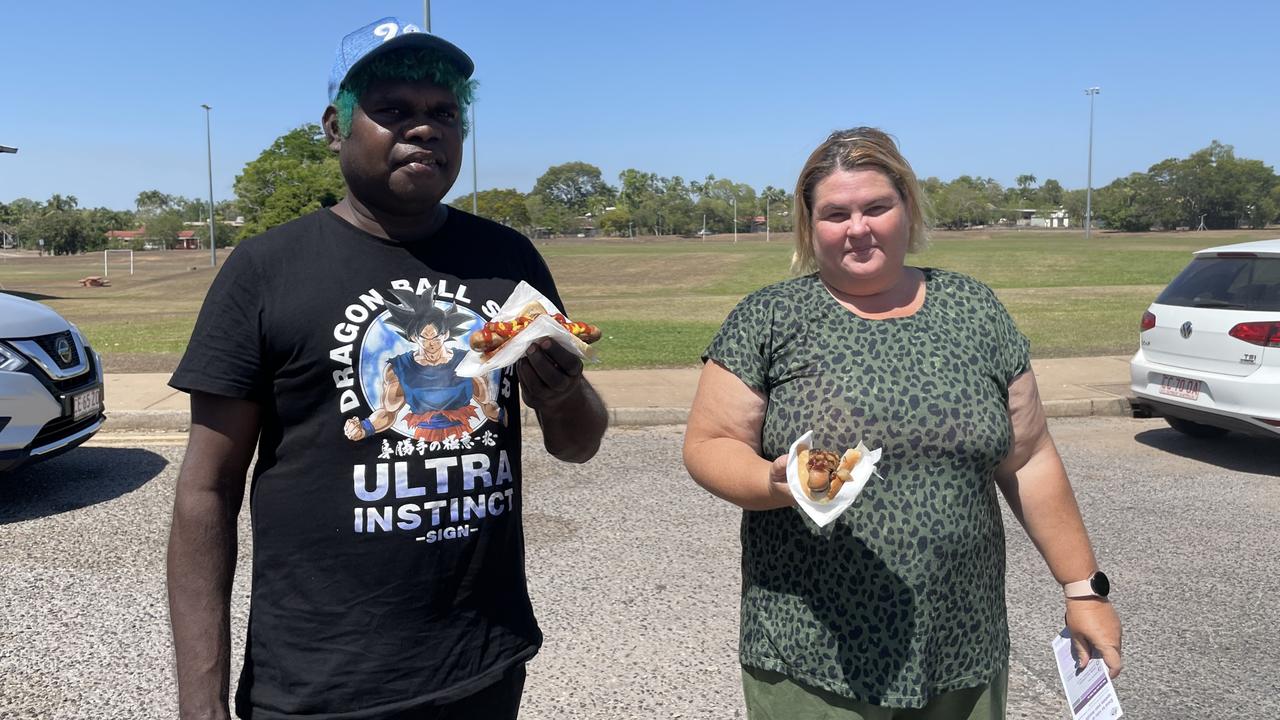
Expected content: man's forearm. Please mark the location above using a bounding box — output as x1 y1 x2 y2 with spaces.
535 379 607 463
168 484 240 720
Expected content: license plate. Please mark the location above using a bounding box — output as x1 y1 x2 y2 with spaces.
72 386 102 421
1158 374 1200 401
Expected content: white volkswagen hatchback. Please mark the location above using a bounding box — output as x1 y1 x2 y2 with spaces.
0 293 106 471
1130 238 1280 438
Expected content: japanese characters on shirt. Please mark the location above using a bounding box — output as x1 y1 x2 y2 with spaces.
330 274 515 544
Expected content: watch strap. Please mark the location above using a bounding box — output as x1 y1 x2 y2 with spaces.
1062 578 1096 598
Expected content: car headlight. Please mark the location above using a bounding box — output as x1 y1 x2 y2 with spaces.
0 342 27 372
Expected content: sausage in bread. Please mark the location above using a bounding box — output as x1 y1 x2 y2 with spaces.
469 301 602 356
799 446 861 502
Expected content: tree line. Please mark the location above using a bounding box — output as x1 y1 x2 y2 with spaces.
3 128 1276 255
447 140 1278 235
0 191 241 255
229 125 794 238
1091 141 1278 231
455 163 794 237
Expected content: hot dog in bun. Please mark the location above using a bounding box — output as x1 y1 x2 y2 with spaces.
797 446 861 502
468 301 602 357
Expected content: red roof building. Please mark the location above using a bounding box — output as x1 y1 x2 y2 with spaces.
104 227 200 250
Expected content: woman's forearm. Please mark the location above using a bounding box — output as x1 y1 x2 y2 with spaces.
684 437 793 511
998 441 1098 584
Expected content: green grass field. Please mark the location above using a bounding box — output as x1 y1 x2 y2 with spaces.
1 227 1275 372
545 228 1276 366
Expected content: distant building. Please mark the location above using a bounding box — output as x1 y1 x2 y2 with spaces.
104 228 145 247
183 216 245 229
105 227 200 250
1011 208 1071 228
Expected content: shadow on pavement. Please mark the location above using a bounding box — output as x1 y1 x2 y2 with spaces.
1134 427 1280 475
0 447 169 523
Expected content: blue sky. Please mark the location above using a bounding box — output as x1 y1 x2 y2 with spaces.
3 0 1278 211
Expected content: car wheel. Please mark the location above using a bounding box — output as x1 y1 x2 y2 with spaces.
1166 417 1230 438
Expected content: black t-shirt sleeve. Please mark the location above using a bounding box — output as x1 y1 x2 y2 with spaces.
443 211 567 316
169 242 267 399
524 243 565 315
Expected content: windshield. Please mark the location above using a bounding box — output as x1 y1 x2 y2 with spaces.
1155 256 1280 311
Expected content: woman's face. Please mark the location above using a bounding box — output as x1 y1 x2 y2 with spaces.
810 168 911 294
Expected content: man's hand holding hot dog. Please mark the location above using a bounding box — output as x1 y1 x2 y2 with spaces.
518 337 607 464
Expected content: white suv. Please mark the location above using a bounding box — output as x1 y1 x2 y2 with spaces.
0 293 106 471
1130 238 1280 438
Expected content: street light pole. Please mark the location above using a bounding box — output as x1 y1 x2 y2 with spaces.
765 195 770 243
1084 87 1100 239
732 197 737 244
424 2 477 218
201 104 216 267
471 104 478 215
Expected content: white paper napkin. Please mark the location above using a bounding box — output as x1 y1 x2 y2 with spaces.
455 281 599 378
785 430 882 528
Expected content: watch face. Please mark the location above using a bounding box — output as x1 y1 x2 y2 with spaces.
1091 571 1111 597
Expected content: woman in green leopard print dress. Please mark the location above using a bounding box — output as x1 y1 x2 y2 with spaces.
683 128 1122 719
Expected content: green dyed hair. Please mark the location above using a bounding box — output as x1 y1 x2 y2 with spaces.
334 49 477 137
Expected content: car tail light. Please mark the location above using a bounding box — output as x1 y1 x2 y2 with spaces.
1140 311 1156 332
1228 322 1280 347
1254 417 1280 427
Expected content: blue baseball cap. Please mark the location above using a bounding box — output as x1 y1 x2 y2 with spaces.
328 17 474 103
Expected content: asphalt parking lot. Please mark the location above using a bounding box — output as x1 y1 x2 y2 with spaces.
2 417 1278 719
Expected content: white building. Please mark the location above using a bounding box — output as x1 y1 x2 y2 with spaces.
1013 208 1071 228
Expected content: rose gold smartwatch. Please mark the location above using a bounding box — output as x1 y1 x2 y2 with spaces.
1063 571 1111 599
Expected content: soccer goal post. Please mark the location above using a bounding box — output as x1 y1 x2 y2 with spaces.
104 249 134 276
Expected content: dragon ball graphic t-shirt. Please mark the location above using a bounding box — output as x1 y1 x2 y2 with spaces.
171 208 562 719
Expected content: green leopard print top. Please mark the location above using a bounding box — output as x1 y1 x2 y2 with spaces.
706 268 1030 708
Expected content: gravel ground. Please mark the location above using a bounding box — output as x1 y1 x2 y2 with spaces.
2 417 1278 718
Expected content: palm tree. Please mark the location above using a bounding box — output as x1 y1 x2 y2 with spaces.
45 194 79 213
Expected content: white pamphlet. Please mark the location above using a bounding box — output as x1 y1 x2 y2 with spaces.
1052 628 1123 720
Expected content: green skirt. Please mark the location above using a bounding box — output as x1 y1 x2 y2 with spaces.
742 665 1007 720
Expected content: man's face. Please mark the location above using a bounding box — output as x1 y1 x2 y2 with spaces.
416 324 446 355
337 78 464 216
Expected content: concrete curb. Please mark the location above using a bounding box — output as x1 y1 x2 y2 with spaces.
1042 397 1133 418
102 411 190 433
99 399 1136 434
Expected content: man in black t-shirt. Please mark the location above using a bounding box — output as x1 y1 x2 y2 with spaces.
166 17 608 720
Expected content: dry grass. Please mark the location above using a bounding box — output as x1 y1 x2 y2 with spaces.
0 249 225 372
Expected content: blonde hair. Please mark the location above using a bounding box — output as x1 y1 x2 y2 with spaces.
791 127 929 274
